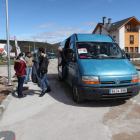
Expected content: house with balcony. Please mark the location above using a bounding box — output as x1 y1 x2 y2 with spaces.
92 16 140 53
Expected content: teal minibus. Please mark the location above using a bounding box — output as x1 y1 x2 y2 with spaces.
58 34 140 103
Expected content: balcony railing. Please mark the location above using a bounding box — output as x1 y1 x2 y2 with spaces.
127 28 139 32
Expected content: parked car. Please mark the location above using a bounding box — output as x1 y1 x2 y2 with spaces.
58 34 140 103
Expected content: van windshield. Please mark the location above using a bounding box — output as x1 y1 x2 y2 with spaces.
76 42 126 59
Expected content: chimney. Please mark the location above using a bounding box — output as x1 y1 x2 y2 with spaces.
103 17 106 25
108 18 112 24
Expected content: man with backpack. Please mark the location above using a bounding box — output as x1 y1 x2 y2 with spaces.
38 47 51 97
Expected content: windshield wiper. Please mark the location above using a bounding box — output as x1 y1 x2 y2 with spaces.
86 56 107 59
107 56 122 59
93 56 122 59
80 55 97 59
79 56 123 59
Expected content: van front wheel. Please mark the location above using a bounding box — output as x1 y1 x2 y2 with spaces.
72 83 84 103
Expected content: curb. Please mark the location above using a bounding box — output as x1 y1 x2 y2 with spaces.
0 83 17 121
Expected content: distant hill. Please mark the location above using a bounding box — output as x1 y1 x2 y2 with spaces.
0 40 61 57
53 42 61 48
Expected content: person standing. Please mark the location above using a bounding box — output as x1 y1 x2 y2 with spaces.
58 47 68 81
38 47 51 97
24 52 33 84
32 57 41 87
14 53 27 98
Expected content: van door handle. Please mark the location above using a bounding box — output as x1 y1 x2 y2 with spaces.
69 65 77 69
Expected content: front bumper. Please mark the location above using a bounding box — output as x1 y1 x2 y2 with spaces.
78 84 140 100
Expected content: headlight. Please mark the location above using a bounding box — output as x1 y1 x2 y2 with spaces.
82 76 99 84
132 74 139 83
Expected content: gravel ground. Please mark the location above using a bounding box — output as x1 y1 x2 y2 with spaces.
0 77 16 105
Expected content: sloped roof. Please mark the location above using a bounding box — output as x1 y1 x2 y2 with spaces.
100 17 133 31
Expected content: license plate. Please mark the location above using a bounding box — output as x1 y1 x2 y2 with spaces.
109 88 127 94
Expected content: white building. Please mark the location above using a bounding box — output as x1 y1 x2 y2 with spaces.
93 17 140 53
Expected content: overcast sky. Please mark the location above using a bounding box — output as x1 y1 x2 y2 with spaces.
0 0 140 44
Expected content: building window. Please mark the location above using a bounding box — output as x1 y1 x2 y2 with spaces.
127 24 131 31
130 47 133 53
125 47 128 53
130 35 134 44
135 47 138 53
113 36 116 41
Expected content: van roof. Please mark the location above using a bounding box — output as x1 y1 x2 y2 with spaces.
75 34 115 42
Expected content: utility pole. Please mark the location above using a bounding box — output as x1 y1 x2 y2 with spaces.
42 41 46 54
6 0 13 86
29 45 30 52
34 38 35 52
45 41 47 54
34 38 37 57
45 46 46 54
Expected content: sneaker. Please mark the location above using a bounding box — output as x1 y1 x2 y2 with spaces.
45 89 51 93
28 80 32 82
39 91 46 97
24 82 28 84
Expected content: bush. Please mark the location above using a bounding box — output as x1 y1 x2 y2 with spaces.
0 52 6 59
0 58 14 65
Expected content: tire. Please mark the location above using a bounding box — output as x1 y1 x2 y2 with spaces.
72 82 85 103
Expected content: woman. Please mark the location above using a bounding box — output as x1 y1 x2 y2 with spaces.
14 53 27 98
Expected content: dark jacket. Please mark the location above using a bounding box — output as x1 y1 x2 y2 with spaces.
14 59 26 76
32 58 41 87
60 49 68 65
38 55 49 73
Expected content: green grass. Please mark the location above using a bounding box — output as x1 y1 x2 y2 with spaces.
132 64 140 66
0 59 15 65
131 60 140 67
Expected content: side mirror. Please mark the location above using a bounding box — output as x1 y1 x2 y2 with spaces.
67 49 75 61
126 53 130 61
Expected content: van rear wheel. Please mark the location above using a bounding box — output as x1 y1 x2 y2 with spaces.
72 83 84 103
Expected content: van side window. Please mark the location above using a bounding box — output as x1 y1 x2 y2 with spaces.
70 35 75 51
64 37 71 49
70 43 74 50
60 40 66 48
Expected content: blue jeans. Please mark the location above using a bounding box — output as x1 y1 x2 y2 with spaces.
25 67 32 82
17 76 25 97
62 64 67 79
41 73 50 92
